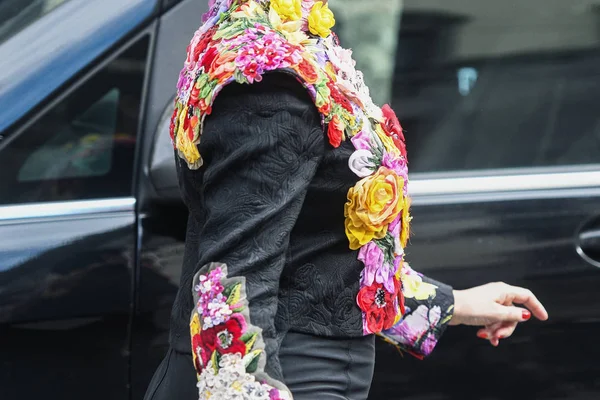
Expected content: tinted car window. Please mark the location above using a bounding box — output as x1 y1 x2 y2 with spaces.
0 0 71 44
330 0 600 173
0 36 149 205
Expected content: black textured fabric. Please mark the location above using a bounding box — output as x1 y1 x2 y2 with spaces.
168 73 452 382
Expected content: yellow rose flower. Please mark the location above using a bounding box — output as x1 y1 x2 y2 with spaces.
271 0 302 22
175 111 202 169
400 196 411 247
308 1 335 38
344 167 404 250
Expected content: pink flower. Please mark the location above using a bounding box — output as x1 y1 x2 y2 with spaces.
386 305 441 355
351 130 372 151
358 241 398 293
232 30 302 83
382 152 408 195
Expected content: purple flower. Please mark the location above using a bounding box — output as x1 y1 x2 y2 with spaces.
358 242 397 293
385 305 441 356
421 333 437 356
351 130 372 150
382 152 408 194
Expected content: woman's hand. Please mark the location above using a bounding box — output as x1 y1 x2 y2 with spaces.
450 282 549 346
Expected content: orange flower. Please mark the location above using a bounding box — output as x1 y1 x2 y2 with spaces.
327 114 344 148
344 167 404 250
294 57 319 84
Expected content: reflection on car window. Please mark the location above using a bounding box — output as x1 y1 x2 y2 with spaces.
0 0 71 44
329 0 600 173
0 37 149 206
18 89 119 182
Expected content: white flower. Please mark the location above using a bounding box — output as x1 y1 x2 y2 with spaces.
348 149 375 177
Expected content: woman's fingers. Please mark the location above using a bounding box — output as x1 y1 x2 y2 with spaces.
489 321 518 339
477 321 518 345
493 304 532 323
506 285 549 321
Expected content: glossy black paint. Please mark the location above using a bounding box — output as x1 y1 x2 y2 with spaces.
0 211 135 400
369 191 600 399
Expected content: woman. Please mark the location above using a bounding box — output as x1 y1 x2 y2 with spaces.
145 1 548 399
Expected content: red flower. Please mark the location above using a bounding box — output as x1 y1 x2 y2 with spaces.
189 85 200 107
327 115 344 148
327 80 353 113
318 101 331 116
189 27 217 64
200 315 247 360
200 47 219 72
381 104 407 158
169 109 178 144
357 279 399 333
192 333 208 371
295 59 319 84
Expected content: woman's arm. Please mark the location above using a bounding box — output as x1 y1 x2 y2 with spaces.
183 74 325 387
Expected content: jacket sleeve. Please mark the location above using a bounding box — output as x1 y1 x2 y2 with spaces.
378 263 455 358
183 75 325 398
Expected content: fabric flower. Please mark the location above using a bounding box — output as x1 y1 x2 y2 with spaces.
199 314 247 361
327 114 345 148
175 111 202 168
357 279 399 334
271 0 302 21
344 167 405 250
350 129 372 151
294 57 320 84
308 1 335 38
358 241 399 293
348 149 375 178
381 104 407 158
386 305 441 353
400 196 411 248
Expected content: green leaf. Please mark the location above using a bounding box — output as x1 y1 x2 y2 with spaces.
242 332 259 353
200 84 212 100
210 350 219 374
244 349 262 373
226 283 242 306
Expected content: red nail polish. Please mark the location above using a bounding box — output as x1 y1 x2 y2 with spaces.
477 332 488 339
522 310 531 320
499 335 506 339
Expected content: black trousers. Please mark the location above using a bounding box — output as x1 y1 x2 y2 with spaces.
144 331 375 400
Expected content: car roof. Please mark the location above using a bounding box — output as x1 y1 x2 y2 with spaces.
0 0 158 133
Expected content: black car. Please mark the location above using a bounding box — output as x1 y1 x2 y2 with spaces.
1 0 599 399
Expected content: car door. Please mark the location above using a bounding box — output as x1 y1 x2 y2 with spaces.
328 1 600 399
0 2 154 398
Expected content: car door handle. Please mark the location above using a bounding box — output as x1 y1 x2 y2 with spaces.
577 229 600 265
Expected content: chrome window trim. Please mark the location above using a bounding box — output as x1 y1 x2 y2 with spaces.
409 170 600 197
0 198 136 222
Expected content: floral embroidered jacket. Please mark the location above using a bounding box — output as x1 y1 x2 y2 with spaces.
169 1 455 398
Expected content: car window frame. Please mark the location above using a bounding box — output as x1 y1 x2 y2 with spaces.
0 29 155 206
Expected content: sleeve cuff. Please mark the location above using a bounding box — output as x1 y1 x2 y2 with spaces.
378 272 454 358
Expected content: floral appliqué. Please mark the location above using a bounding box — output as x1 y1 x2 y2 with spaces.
190 263 292 399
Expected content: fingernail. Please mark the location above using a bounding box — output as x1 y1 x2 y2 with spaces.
522 310 531 321
477 332 488 339
499 335 506 339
